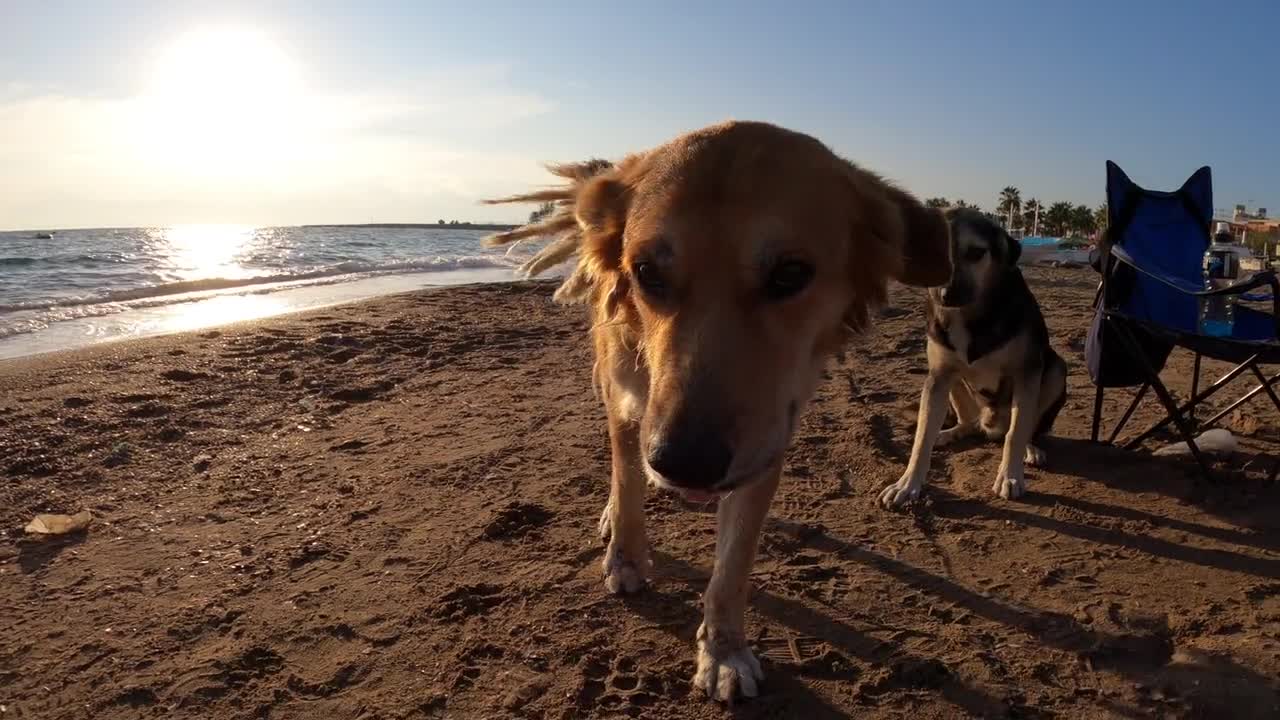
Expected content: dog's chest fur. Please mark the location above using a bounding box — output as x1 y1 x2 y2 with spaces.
925 269 1047 395
927 312 1018 398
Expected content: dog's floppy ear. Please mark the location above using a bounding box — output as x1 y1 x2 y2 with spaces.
572 173 632 314
877 185 953 288
841 163 952 332
482 158 634 307
1004 230 1023 266
844 164 952 289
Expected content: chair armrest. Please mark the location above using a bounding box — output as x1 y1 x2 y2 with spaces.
1109 245 1277 298
1108 244 1280 337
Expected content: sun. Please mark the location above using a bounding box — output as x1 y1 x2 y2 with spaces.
139 26 306 176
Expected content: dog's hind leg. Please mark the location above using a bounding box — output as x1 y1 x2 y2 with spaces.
1025 353 1067 467
598 414 651 594
937 381 982 446
694 465 780 702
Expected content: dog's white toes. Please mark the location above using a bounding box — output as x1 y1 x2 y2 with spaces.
694 626 763 702
993 471 1026 500
602 542 649 595
879 475 922 509
597 501 613 543
1024 444 1047 467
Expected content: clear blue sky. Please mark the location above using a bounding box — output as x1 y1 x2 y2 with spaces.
1 0 1276 229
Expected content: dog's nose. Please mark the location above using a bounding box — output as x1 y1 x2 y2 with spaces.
646 431 733 488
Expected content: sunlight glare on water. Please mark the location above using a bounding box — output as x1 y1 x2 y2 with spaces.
152 293 289 333
154 224 256 280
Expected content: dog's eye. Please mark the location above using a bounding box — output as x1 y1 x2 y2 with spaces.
764 260 814 301
633 262 666 295
964 247 987 262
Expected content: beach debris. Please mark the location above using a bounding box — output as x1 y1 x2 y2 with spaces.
104 442 132 467
1153 428 1236 457
24 510 93 536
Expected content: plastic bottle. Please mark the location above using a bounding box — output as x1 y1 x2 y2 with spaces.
1200 222 1241 337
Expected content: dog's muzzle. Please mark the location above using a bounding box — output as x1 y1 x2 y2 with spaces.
646 431 733 491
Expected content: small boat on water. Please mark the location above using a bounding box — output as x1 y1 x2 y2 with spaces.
34 232 53 239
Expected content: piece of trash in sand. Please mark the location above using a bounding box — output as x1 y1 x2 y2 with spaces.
1153 428 1236 457
24 510 93 536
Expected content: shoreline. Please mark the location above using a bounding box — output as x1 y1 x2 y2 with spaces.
0 266 523 362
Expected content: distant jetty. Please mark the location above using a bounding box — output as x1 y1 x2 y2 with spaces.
300 222 519 231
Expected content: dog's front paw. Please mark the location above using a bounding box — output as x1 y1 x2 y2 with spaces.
1024 444 1047 467
879 473 923 509
992 470 1026 500
602 539 650 594
694 624 763 702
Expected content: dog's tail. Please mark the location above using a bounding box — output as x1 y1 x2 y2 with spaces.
482 159 614 304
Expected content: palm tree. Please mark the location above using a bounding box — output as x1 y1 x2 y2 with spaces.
1045 202 1074 237
998 186 1022 229
1070 204 1095 237
952 200 975 210
528 201 556 224
1094 203 1108 237
1022 199 1043 235
925 197 950 209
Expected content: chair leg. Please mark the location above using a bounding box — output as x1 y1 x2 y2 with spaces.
1092 383 1105 443
1108 384 1149 445
1125 355 1259 450
1189 352 1202 428
1112 325 1213 481
1249 366 1280 414
1197 366 1280 430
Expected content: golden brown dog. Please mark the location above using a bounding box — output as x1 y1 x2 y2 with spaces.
484 120 951 702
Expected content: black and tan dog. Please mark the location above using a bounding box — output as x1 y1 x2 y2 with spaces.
880 208 1067 508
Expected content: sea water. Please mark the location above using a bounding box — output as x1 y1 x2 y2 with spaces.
0 225 537 359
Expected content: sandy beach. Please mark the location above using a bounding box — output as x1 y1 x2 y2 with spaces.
3 266 1280 719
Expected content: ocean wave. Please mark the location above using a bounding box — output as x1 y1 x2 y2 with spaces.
0 255 518 315
0 252 132 268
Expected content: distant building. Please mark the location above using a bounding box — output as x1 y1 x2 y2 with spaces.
1213 205 1280 248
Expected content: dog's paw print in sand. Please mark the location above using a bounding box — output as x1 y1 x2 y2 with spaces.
159 368 213 382
165 645 285 707
112 392 173 420
450 641 506 690
575 652 667 715
430 582 510 621
285 658 373 700
758 635 857 680
483 501 554 540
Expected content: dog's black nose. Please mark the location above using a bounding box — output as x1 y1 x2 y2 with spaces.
647 431 733 488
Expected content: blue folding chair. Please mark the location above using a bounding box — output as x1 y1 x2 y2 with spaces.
1087 161 1280 479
